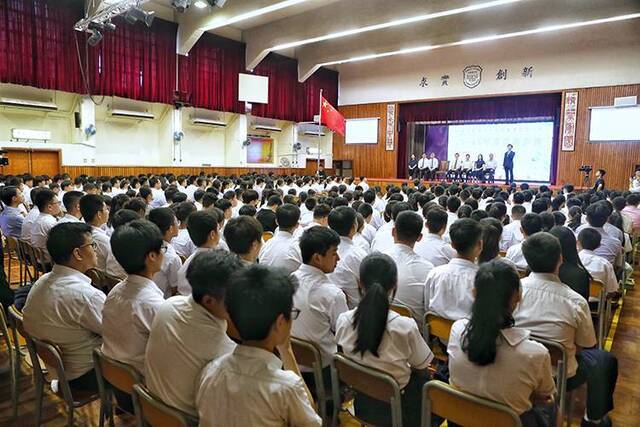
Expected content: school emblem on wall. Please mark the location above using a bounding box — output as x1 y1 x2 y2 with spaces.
462 65 482 89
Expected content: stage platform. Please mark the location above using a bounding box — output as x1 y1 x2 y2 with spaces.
365 178 584 193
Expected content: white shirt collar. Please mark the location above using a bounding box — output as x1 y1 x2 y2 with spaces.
527 272 562 283
233 345 282 371
297 263 327 278
500 327 531 347
51 264 92 285
449 258 477 269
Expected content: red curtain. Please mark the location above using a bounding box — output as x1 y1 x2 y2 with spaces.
0 0 84 92
88 17 177 104
251 53 301 122
177 33 245 114
301 67 339 122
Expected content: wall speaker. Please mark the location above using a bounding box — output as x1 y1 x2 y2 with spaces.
74 112 81 129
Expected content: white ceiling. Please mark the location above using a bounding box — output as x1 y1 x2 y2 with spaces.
139 0 640 82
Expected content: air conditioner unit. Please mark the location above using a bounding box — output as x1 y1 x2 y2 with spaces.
304 130 326 137
253 124 282 132
109 108 155 120
11 128 52 141
190 118 227 127
0 97 58 110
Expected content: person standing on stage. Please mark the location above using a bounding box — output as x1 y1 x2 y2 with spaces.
408 154 418 179
593 169 606 192
503 144 515 184
448 153 462 182
462 154 474 182
485 153 498 183
427 152 439 181
418 153 428 180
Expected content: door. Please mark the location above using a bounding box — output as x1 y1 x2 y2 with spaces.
1 149 60 176
2 149 31 176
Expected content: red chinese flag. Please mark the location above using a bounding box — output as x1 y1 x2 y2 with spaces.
320 97 345 136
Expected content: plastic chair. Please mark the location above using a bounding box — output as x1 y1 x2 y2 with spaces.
262 231 274 242
132 383 198 427
390 302 413 318
30 336 99 426
17 239 37 283
589 279 607 349
0 303 18 419
291 337 332 425
331 353 403 427
423 312 454 362
85 268 123 294
531 336 568 423
421 380 522 427
93 347 143 427
5 235 24 286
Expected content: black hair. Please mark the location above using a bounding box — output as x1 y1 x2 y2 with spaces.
187 210 220 247
449 218 483 255
470 209 489 222
223 216 263 255
352 253 398 357
187 250 242 304
175 201 197 223
79 194 106 222
238 205 257 217
148 207 177 235
478 217 503 264
313 203 331 219
426 208 447 233
539 212 555 232
328 206 357 237
300 226 340 264
567 206 582 231
552 211 566 227
111 209 140 229
214 198 232 212
226 264 297 341
585 202 609 227
462 260 520 365
123 197 147 217
267 194 283 207
0 186 19 206
34 188 56 211
139 186 152 201
256 208 277 233
47 222 92 264
549 226 589 273
512 192 525 204
202 193 217 209
111 219 164 274
62 190 84 213
578 227 602 251
457 204 473 219
511 205 526 219
394 210 423 243
276 203 300 231
446 196 461 213
522 232 561 273
520 213 542 236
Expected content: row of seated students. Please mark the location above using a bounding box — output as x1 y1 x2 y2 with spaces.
0 173 629 427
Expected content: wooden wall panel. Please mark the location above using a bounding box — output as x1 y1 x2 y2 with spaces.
557 84 640 190
335 103 398 178
61 164 323 178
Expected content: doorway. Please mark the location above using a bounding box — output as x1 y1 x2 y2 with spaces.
2 149 61 176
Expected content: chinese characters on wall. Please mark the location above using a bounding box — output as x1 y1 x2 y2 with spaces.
561 91 578 152
418 65 535 88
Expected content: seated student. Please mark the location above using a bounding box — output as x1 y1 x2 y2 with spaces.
80 194 110 271
501 205 526 251
176 210 221 295
383 210 434 323
352 212 371 254
238 204 257 217
549 226 591 301
123 197 147 219
256 207 278 233
148 208 182 298
145 251 240 416
371 202 412 253
259 203 301 273
30 189 61 260
505 213 542 271
299 197 316 226
328 206 368 308
448 260 556 426
337 253 433 427
293 203 331 240
357 203 377 244
23 223 105 392
575 202 622 266
102 219 165 381
578 228 619 295
0 186 25 238
223 215 263 265
478 217 514 267
58 191 84 223
292 226 347 375
196 265 321 427
514 232 618 427
171 201 197 258
415 207 456 266
424 218 483 320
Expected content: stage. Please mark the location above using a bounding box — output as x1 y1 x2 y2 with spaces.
365 178 583 193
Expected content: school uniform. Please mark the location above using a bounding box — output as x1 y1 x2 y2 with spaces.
579 249 618 294
58 213 81 224
176 247 216 295
196 345 322 427
414 233 456 267
353 232 371 254
259 230 300 274
105 250 127 280
424 258 478 320
145 295 236 416
505 242 528 270
153 243 182 298
150 188 166 208
92 225 111 271
0 206 24 238
361 222 377 244
574 225 622 265
500 219 524 251
171 228 196 258
30 212 58 260
328 236 368 308
371 221 395 253
20 206 40 243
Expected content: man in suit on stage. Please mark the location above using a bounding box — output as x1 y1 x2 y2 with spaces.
418 153 428 180
503 144 515 184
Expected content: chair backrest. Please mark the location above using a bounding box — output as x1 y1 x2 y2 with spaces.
589 279 605 299
530 336 567 420
86 268 123 293
291 336 322 369
422 380 522 427
93 347 143 395
262 231 274 242
0 304 16 369
498 250 507 257
7 305 26 338
132 383 198 427
30 335 78 405
390 303 413 318
332 353 400 403
424 312 454 342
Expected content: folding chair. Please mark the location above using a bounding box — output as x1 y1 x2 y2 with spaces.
331 353 403 427
93 347 143 427
30 336 99 426
291 337 332 425
132 383 198 427
423 312 454 363
7 305 28 376
85 268 123 294
0 303 18 419
17 239 37 284
421 380 522 427
390 302 413 318
531 336 567 423
5 235 24 286
589 279 607 349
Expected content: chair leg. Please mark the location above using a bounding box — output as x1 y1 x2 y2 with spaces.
66 404 74 427
10 358 18 419
34 374 44 426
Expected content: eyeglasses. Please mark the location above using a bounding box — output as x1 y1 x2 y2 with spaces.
291 308 301 320
78 241 98 250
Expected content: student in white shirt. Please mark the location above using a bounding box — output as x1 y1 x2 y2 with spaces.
292 226 348 384
336 253 433 427
371 202 411 253
501 205 526 251
58 191 84 223
506 213 542 271
444 196 460 235
148 208 182 298
259 203 300 273
176 210 222 295
196 265 321 427
353 213 371 253
383 211 434 323
514 232 618 426
105 209 141 279
424 218 483 320
575 202 622 266
79 194 111 271
578 228 619 295
171 202 198 258
328 206 368 308
356 203 377 244
363 190 384 229
415 207 456 266
149 177 166 208
30 189 61 262
448 260 556 424
299 197 315 226
223 215 263 265
293 203 330 240
23 222 105 393
102 219 165 410
145 250 241 416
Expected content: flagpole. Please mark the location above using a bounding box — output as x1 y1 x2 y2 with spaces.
317 89 323 177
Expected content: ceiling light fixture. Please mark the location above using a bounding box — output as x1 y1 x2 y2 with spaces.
317 13 640 67
272 0 524 51
194 1 208 8
207 0 309 31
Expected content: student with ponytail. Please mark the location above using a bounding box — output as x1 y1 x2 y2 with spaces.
336 253 434 427
448 260 556 426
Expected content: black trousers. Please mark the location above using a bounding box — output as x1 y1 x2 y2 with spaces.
447 169 460 181
69 369 99 393
566 349 618 420
505 166 514 184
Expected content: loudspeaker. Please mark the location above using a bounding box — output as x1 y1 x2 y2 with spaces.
74 112 81 129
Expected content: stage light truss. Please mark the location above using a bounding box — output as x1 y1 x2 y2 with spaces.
74 0 151 31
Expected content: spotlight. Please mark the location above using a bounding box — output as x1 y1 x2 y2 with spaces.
124 7 155 27
171 0 191 12
103 20 116 31
87 29 103 46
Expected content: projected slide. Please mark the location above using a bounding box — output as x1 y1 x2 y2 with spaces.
247 137 274 164
447 122 554 183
